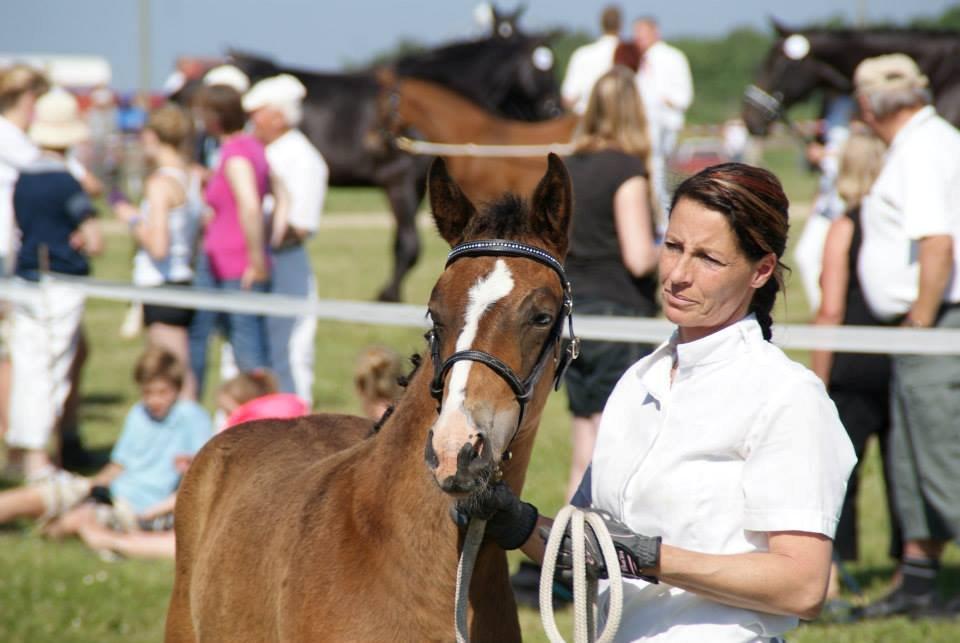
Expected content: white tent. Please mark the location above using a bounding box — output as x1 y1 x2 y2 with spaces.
0 53 112 89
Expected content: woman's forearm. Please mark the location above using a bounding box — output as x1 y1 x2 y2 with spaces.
655 536 832 620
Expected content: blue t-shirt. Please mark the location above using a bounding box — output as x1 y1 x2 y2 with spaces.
13 156 95 280
109 400 212 514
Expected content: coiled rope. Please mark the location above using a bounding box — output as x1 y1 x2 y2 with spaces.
541 506 624 643
454 507 623 643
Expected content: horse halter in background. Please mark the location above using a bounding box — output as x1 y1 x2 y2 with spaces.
427 239 579 432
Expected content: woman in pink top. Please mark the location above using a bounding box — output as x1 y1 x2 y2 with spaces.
188 85 287 381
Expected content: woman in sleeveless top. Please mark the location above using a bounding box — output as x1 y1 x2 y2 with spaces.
811 130 901 599
115 104 201 399
561 66 661 502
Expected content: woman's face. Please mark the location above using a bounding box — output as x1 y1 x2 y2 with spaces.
660 197 776 343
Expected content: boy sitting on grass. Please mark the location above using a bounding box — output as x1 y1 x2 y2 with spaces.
0 346 211 537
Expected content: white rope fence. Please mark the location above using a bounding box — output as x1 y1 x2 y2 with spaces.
395 136 575 158
3 275 960 355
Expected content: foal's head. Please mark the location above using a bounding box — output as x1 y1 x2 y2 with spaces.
424 154 572 496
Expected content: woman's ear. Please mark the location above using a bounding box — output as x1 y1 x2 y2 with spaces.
751 253 778 289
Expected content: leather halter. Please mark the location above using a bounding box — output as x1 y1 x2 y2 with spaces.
427 239 580 432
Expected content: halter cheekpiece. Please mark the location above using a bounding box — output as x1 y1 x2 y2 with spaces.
427 239 580 432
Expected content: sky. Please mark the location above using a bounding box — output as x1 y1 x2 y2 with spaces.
0 0 953 91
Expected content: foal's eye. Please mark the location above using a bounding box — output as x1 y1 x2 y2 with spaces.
531 312 554 327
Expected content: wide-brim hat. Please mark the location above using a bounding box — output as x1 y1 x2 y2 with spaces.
28 87 90 148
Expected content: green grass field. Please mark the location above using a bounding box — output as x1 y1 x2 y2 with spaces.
2 144 959 641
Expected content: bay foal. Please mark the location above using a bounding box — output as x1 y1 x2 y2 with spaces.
165 155 573 642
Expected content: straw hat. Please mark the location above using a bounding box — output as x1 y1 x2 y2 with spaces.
28 87 89 148
854 53 929 94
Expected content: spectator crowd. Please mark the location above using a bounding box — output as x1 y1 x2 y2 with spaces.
1 2 960 634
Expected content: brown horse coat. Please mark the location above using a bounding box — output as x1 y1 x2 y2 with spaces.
379 75 579 205
166 156 573 642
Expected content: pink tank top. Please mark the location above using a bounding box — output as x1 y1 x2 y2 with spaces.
203 134 270 280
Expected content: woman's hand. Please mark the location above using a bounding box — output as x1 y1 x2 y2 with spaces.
241 262 269 290
113 201 139 224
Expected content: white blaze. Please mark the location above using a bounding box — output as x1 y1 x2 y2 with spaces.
439 259 515 418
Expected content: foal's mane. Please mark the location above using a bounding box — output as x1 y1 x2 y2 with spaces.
462 193 549 241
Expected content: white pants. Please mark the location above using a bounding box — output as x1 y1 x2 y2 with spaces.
6 280 85 451
267 245 317 405
793 213 833 312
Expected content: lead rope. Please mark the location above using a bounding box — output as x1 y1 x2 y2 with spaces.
455 518 487 643
540 506 624 643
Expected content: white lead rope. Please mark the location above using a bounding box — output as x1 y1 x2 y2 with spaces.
455 518 487 643
541 506 624 643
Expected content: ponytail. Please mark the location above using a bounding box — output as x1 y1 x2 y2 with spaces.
750 279 780 341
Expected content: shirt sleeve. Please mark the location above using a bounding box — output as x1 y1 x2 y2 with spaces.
741 375 856 538
284 149 328 232
901 138 955 239
65 184 96 224
663 47 694 112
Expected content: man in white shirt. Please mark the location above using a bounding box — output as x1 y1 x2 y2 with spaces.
854 53 960 619
244 74 328 406
633 17 694 221
560 5 622 115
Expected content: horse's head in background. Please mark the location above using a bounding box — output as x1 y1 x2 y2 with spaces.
424 154 573 495
395 33 562 121
742 19 854 136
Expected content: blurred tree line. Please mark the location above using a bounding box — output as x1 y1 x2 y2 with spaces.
354 3 960 126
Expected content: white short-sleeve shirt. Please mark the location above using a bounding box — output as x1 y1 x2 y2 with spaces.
857 106 960 320
589 316 856 641
561 34 619 115
265 128 328 234
636 41 694 133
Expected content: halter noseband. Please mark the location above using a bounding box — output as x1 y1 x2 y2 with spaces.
427 239 580 432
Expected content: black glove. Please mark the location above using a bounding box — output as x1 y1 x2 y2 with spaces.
540 509 661 583
451 481 539 550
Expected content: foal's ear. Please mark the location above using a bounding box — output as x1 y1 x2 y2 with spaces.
530 153 573 257
429 158 476 247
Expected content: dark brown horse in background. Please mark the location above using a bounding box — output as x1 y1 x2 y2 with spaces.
165 154 574 642
228 29 561 302
377 74 579 205
743 19 960 136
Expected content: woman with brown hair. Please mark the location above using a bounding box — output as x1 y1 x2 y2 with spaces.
187 85 287 394
561 65 660 502
462 163 856 640
114 103 202 399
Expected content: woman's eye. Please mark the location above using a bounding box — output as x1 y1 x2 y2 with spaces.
664 241 681 252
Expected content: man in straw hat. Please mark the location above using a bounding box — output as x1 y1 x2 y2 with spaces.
243 74 327 405
853 53 960 619
6 87 103 483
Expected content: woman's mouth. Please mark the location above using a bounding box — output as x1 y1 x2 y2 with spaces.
663 289 696 307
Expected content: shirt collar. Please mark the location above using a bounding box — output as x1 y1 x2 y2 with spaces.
635 315 763 401
889 105 936 151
